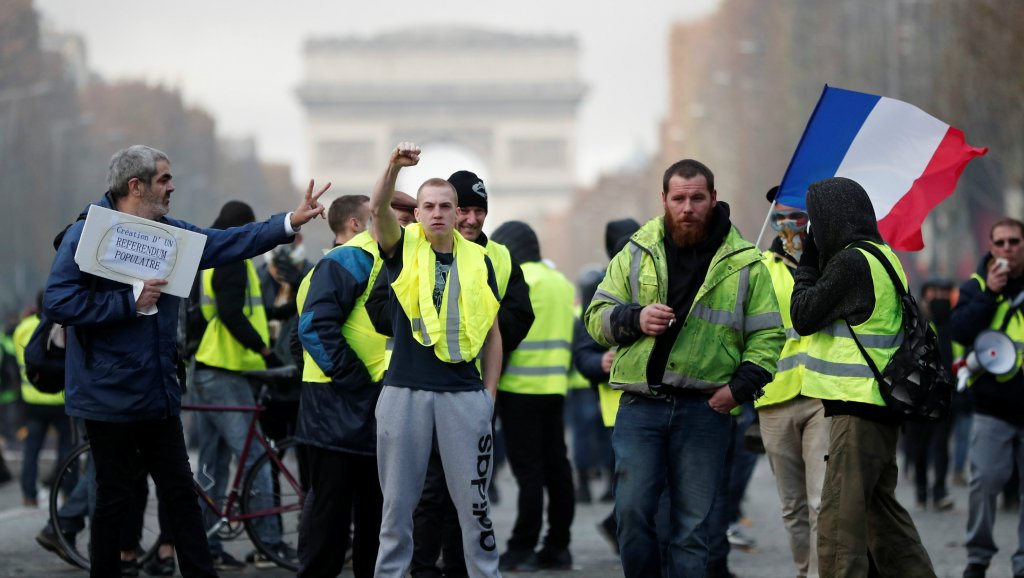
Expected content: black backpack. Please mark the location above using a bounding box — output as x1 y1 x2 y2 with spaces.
23 315 68 394
845 242 954 422
26 213 99 394
178 272 209 361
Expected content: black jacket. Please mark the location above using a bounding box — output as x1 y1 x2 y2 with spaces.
950 253 1024 426
790 177 899 424
294 246 380 455
573 319 609 388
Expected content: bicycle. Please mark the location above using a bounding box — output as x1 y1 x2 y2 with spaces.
47 366 306 571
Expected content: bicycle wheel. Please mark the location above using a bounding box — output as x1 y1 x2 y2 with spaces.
240 438 304 571
48 442 162 570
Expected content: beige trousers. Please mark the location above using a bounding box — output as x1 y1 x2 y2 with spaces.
759 395 829 578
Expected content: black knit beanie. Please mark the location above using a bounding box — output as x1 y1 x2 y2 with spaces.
448 170 488 212
211 200 256 230
491 220 540 263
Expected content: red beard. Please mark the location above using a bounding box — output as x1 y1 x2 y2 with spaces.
665 210 711 247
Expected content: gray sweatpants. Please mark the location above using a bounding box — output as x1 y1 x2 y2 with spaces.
965 413 1024 575
374 385 501 578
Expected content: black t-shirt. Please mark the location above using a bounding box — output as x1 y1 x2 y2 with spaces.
381 230 499 391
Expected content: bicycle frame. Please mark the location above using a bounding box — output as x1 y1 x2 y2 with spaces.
182 402 304 537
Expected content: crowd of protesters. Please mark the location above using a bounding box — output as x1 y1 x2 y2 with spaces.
0 141 1018 578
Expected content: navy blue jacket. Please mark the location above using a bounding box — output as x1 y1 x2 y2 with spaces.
950 253 1024 426
295 245 380 455
43 194 293 422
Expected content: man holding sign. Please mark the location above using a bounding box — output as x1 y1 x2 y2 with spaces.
43 145 327 578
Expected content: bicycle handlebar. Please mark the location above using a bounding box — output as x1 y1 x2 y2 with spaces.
241 365 300 388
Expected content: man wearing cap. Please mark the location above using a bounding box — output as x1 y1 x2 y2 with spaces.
370 142 504 578
409 170 534 578
754 186 826 578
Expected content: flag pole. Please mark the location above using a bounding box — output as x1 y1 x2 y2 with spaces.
754 200 777 249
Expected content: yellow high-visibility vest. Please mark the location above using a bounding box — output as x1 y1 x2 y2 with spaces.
801 242 904 406
500 262 575 395
391 225 499 363
296 232 388 383
195 259 269 372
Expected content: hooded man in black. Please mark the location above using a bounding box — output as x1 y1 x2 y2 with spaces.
791 177 934 578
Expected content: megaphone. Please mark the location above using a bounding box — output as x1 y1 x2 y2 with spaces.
957 329 1017 391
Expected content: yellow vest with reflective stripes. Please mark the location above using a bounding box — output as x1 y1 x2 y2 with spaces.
500 262 576 395
961 274 1024 386
585 220 784 395
801 242 904 406
756 251 809 408
391 225 499 363
14 315 64 405
296 232 388 383
383 237 513 371
195 259 269 372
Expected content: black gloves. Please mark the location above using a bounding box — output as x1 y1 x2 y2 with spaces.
798 228 820 270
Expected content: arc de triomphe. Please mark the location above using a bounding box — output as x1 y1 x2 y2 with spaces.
297 27 585 228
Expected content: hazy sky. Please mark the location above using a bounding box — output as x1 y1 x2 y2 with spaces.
35 0 720 186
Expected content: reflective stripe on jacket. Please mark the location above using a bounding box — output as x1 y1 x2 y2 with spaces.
499 261 575 395
755 251 808 408
801 242 904 406
963 273 1024 386
195 259 269 372
391 224 499 363
584 217 784 395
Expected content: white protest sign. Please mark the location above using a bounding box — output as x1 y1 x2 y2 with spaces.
74 205 207 298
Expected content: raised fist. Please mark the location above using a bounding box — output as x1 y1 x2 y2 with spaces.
391 141 421 168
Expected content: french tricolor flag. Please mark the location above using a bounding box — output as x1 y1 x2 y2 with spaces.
776 85 987 251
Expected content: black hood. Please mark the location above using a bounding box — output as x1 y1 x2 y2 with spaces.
605 218 641 260
806 177 882 265
698 201 732 251
491 220 541 263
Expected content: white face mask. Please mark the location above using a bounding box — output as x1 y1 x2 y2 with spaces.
288 244 306 264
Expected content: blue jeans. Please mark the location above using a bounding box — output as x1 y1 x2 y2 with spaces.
193 368 280 552
566 388 613 474
613 391 731 578
21 403 74 502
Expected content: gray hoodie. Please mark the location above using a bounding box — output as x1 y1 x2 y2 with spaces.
790 177 898 423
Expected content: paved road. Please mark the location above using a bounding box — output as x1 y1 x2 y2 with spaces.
0 442 1020 577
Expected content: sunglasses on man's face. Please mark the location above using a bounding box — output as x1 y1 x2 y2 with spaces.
993 238 1022 248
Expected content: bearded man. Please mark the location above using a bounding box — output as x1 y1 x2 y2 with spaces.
584 159 785 578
